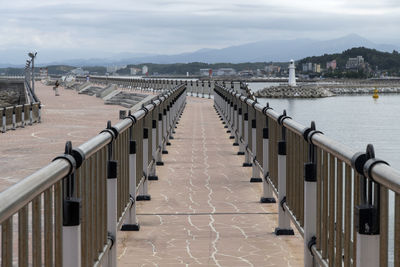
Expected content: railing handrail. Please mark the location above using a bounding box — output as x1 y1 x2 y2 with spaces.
0 83 185 224
215 84 400 194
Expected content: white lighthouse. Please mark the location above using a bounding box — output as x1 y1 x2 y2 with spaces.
288 59 296 86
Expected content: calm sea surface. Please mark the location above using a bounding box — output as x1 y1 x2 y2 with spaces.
248 82 399 265
249 82 400 169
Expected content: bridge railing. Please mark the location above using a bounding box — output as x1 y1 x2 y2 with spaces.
1 102 41 133
0 84 187 266
75 76 248 99
214 84 400 267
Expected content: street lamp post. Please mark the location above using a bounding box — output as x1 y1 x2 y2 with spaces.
25 60 31 88
28 52 37 93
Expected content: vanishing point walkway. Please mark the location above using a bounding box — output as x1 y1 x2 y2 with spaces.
117 97 303 266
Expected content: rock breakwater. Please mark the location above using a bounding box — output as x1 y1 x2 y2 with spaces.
254 85 333 98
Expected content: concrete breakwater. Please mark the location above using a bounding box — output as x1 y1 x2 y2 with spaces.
0 80 26 108
254 83 400 98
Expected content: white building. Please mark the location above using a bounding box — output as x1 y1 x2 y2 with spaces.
216 68 236 76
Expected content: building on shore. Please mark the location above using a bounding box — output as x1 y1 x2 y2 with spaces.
130 68 141 75
200 69 213 76
238 70 254 77
326 60 337 70
216 68 236 76
265 64 281 74
302 62 321 73
346 56 365 69
39 68 48 79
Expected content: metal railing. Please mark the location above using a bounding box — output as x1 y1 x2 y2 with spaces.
1 102 41 133
0 78 41 133
214 84 400 267
0 84 187 266
75 76 250 99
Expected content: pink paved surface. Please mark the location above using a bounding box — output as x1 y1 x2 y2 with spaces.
117 97 303 266
0 83 123 192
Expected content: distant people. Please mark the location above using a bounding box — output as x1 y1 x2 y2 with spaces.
54 80 60 96
86 75 90 82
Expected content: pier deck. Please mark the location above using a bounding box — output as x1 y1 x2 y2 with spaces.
117 97 303 266
0 84 124 191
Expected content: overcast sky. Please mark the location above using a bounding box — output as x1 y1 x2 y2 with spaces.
1 0 400 63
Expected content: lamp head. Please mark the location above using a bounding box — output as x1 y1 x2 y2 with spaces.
28 52 37 58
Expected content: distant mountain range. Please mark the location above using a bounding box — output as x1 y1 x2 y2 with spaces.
1 34 399 67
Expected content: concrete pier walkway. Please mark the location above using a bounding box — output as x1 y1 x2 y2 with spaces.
117 97 303 266
0 83 131 191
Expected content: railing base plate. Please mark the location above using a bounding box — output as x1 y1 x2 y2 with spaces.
242 163 252 167
148 176 158 181
121 224 140 231
274 228 294 236
136 195 151 201
250 178 262 183
237 152 245 155
156 161 164 166
260 197 276 203
233 143 239 146
162 150 169 154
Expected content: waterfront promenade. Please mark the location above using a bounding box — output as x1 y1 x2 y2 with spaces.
0 83 123 191
117 97 303 266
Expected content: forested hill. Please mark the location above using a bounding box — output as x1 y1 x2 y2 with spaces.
297 47 400 71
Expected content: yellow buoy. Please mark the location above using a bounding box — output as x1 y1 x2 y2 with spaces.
373 88 379 99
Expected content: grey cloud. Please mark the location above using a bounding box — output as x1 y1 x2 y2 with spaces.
0 0 399 63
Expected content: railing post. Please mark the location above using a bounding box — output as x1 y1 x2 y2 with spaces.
21 104 25 128
261 126 276 203
229 101 234 139
137 128 151 201
303 122 318 266
237 108 245 155
107 159 118 267
352 144 385 267
38 102 41 123
243 113 252 167
233 105 239 146
275 114 294 235
121 140 140 231
12 106 16 130
29 103 33 125
148 120 158 180
157 113 164 165
56 141 81 267
250 119 262 182
226 99 231 131
162 109 168 154
167 105 172 143
2 107 6 133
